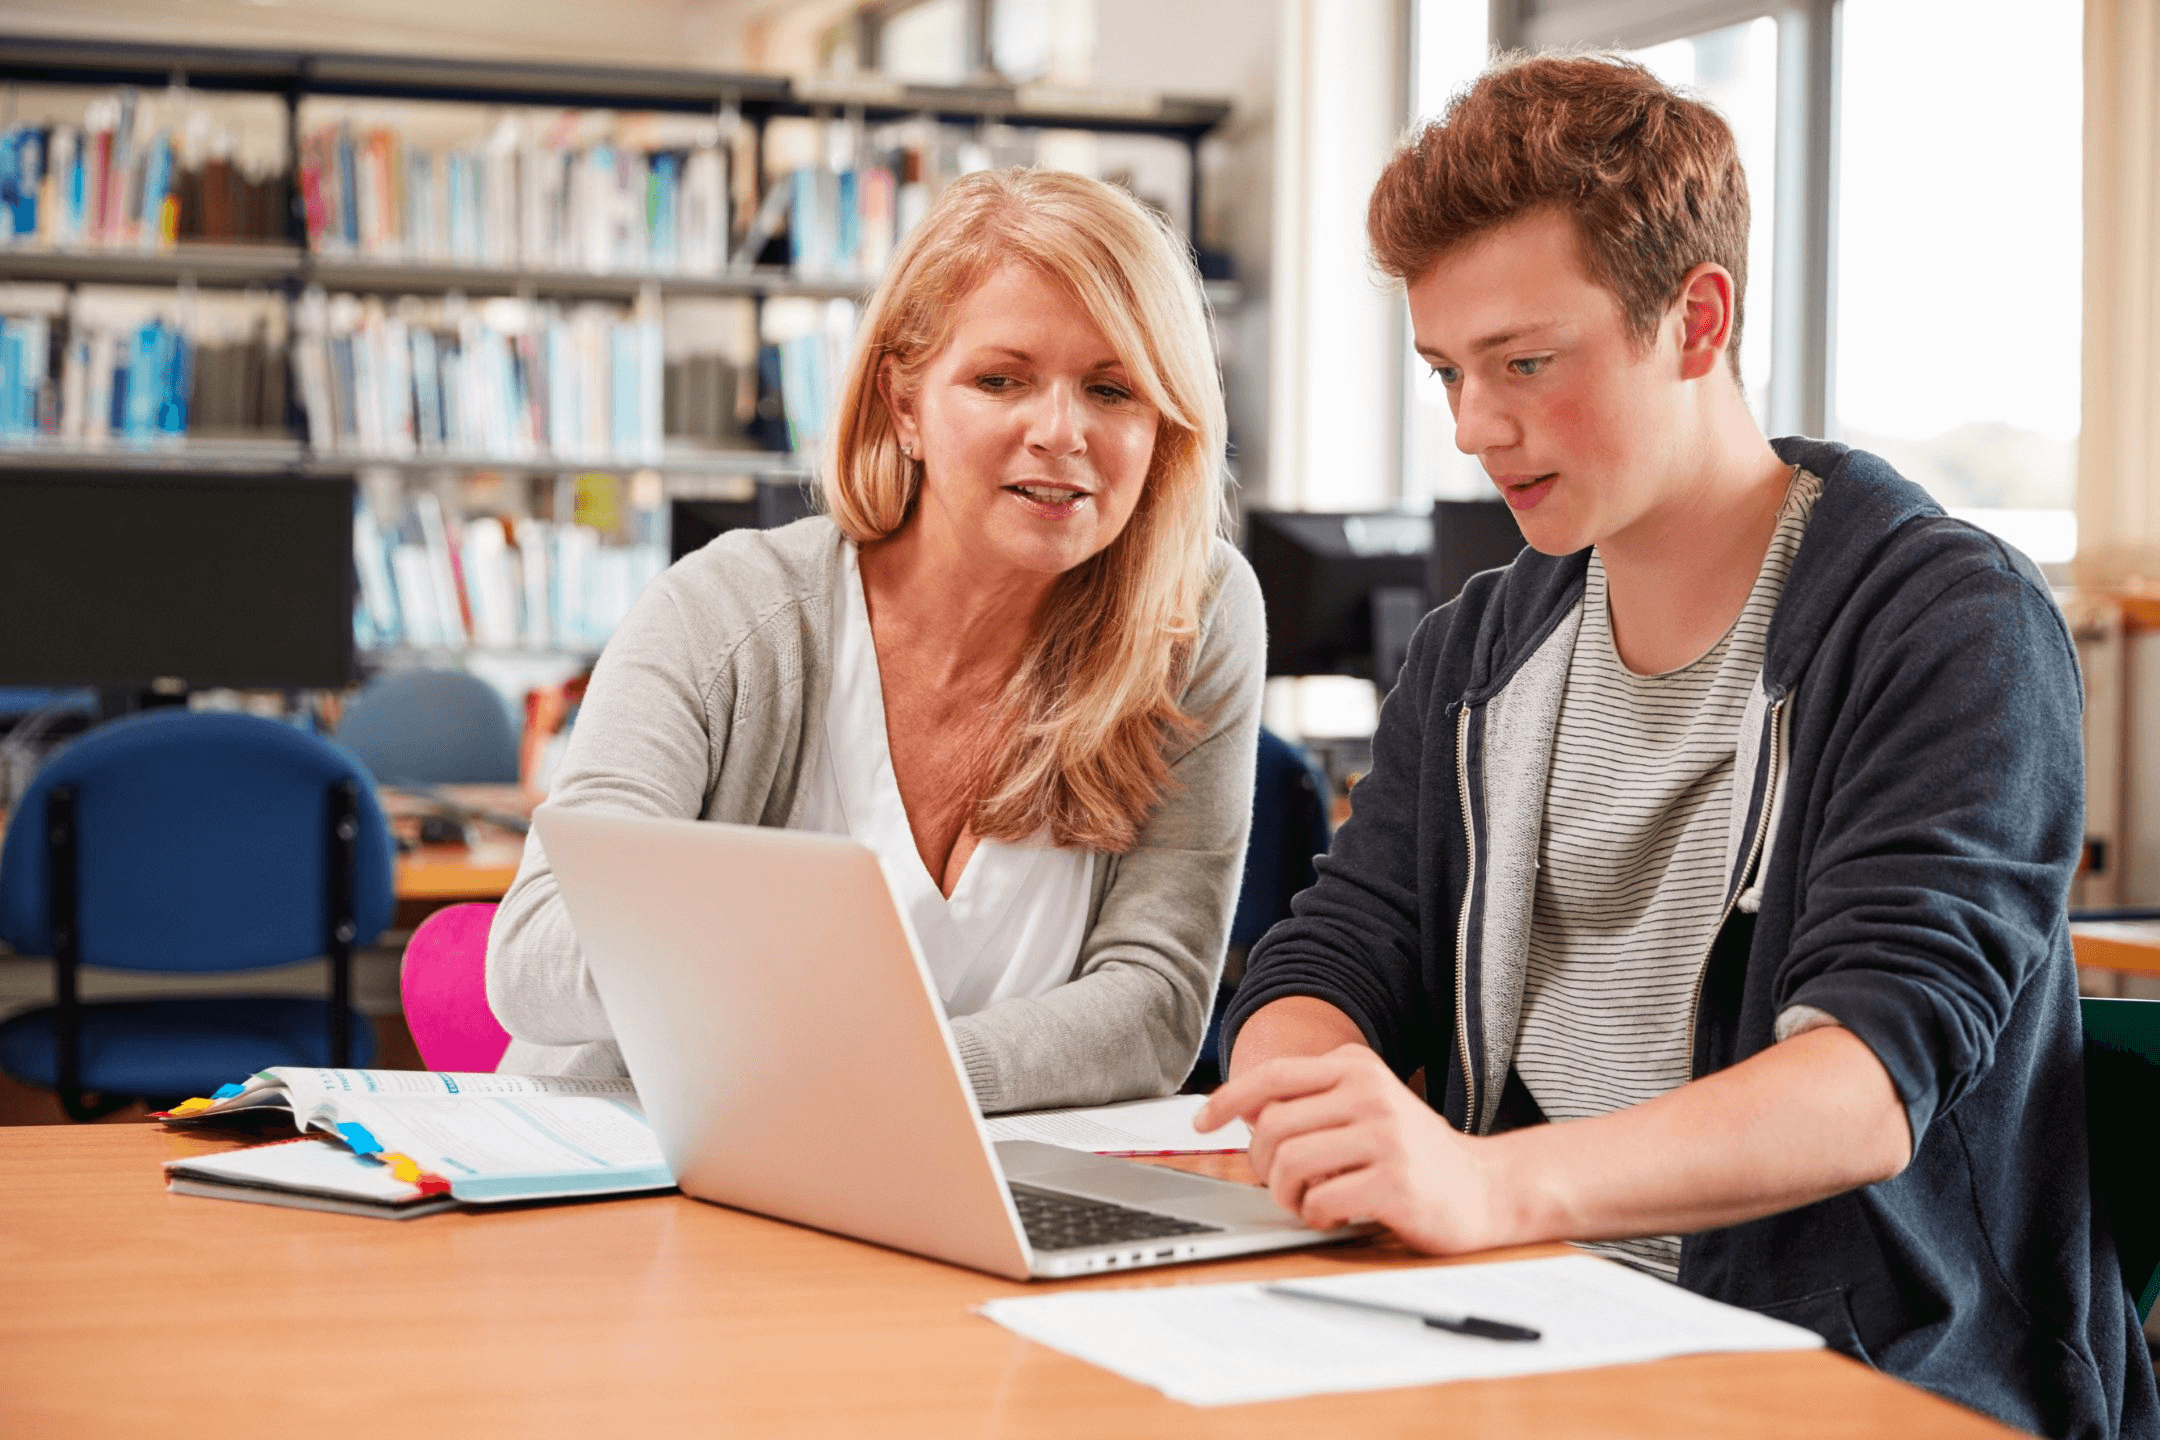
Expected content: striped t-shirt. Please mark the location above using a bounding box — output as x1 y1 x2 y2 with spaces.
1513 467 1822 1280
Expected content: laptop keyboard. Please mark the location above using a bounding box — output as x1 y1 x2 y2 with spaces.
1008 1183 1225 1253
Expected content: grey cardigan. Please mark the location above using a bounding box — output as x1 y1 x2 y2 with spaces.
485 516 1266 1113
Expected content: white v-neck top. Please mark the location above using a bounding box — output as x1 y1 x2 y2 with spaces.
795 544 1097 1019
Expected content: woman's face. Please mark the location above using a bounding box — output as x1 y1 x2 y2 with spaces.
886 262 1161 581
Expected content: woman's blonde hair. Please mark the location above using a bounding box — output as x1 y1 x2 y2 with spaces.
825 167 1228 854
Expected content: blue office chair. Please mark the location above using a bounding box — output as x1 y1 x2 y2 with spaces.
1193 728 1334 1079
0 710 394 1119
2081 996 2160 1323
337 668 520 786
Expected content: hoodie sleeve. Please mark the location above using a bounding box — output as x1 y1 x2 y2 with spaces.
1221 599 1453 1076
1771 546 2084 1151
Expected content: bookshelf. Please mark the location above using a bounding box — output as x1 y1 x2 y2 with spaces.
0 35 1236 670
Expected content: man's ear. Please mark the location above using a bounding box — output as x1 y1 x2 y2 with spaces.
878 359 921 454
1675 263 1736 381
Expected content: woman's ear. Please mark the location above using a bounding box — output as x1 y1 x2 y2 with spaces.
878 359 921 457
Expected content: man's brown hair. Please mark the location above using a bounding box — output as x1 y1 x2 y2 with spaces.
1368 52 1751 375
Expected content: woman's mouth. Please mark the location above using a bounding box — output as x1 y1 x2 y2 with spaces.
1005 483 1091 515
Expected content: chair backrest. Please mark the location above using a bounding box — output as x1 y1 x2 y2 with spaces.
2082 995 2160 1322
338 668 520 786
0 710 396 971
400 902 511 1072
1232 728 1333 949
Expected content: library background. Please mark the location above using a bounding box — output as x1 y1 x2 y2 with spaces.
0 0 2138 1131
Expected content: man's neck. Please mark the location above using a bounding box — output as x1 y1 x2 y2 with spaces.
1599 405 1792 676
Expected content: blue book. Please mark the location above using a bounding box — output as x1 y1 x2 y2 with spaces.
337 128 358 247
836 168 860 275
139 132 172 242
158 328 190 436
123 324 163 441
0 319 21 439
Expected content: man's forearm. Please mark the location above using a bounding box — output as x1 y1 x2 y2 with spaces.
1227 996 1368 1077
1489 1025 1912 1245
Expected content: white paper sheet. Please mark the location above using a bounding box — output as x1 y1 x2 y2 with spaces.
982 1094 1250 1154
978 1254 1823 1406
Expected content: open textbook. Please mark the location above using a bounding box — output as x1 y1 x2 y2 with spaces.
157 1068 674 1216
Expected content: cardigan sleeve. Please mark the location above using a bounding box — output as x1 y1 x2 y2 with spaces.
947 542 1266 1112
485 578 731 1051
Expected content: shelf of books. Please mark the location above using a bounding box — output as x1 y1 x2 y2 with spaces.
0 37 1235 675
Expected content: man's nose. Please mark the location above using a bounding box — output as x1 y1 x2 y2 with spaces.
1450 376 1516 457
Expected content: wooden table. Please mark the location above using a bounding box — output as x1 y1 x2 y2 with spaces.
385 783 533 913
0 1127 2021 1439
2074 919 2160 982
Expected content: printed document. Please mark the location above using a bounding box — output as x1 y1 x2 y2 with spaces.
978 1253 1822 1406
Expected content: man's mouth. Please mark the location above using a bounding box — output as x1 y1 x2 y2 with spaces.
1493 472 1556 510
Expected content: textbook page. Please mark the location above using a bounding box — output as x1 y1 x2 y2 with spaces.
983 1094 1250 1154
164 1068 672 1203
977 1254 1822 1406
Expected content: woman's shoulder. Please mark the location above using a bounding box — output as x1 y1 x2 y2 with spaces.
1198 534 1264 656
652 513 847 642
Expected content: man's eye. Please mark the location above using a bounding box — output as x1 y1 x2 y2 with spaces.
1508 357 1549 377
1429 365 1461 385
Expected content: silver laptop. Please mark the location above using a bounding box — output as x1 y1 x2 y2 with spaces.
534 806 1364 1280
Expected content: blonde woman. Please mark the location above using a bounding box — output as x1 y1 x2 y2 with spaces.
485 168 1264 1113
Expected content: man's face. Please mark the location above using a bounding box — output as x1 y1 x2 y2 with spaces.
1408 209 1687 557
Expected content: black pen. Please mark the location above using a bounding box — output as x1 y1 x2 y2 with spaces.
1263 1283 1543 1342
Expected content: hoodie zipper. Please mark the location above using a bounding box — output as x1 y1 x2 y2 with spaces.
1684 698 1784 1080
1454 703 1478 1134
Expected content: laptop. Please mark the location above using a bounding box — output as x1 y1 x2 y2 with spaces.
533 806 1366 1280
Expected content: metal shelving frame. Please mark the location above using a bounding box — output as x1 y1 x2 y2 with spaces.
0 34 1234 479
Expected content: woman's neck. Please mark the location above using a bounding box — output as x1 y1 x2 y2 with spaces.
856 519 1056 689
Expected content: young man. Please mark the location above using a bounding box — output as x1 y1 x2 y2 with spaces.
1199 53 2156 1438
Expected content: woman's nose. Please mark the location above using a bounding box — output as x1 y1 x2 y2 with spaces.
1025 383 1088 457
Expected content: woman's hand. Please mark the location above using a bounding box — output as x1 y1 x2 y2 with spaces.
1197 1044 1527 1254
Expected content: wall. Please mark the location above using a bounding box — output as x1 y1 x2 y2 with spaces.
0 0 848 70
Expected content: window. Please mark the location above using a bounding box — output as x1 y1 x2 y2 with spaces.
1436 0 2085 573
1834 0 2081 569
1629 19 1780 433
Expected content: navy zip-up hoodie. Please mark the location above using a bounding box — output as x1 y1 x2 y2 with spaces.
1227 439 2159 1437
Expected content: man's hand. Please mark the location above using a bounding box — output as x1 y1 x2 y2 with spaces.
1197 1044 1525 1253
1199 1024 1910 1254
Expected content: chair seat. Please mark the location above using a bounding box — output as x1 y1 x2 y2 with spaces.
0 997 376 1098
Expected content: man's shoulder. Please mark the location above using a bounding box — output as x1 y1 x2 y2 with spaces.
1773 440 2070 680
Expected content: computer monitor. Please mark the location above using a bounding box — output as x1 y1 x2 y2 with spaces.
0 469 357 698
1428 499 1527 608
1243 510 1432 687
668 478 821 564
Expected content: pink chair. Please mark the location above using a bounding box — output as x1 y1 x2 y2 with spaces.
400 903 513 1072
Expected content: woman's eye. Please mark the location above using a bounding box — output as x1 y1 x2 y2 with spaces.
1508 356 1549 377
976 374 1017 392
1429 365 1461 386
1090 384 1133 404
